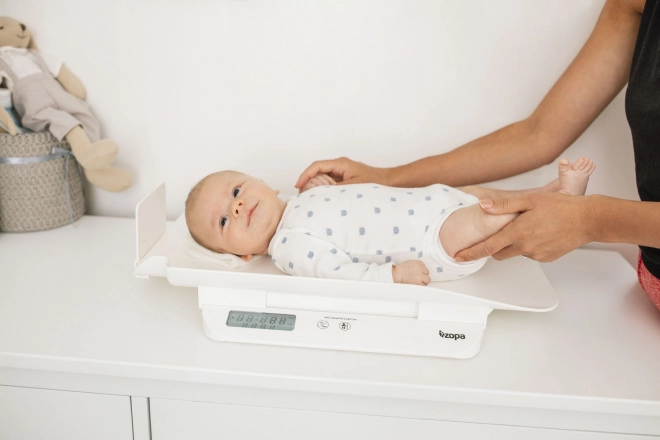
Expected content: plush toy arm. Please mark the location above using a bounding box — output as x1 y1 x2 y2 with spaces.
0 106 17 135
56 64 87 100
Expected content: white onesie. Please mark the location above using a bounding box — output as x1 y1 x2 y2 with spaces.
268 184 487 283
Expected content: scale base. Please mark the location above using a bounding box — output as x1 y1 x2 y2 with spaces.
132 184 558 359
202 304 485 359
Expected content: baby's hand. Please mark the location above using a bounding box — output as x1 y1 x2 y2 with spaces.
392 260 430 286
301 173 336 192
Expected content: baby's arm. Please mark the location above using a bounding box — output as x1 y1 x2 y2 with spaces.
271 231 430 285
392 260 430 285
271 231 393 282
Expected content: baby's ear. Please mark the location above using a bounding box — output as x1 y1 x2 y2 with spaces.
27 35 38 50
275 189 280 195
241 254 253 262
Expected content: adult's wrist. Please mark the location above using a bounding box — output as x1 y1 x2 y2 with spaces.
384 165 413 187
584 194 606 243
379 166 398 187
385 154 451 187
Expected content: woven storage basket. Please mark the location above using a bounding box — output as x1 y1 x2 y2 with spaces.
0 132 85 232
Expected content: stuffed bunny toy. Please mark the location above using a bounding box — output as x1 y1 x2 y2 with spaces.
0 16 131 192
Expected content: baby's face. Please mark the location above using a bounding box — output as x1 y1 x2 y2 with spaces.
187 172 286 259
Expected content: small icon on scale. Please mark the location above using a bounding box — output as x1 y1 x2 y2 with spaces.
339 322 351 331
317 320 329 329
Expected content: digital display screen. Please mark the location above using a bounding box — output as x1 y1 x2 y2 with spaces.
226 311 296 331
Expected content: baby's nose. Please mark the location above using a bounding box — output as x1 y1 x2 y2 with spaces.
231 199 244 217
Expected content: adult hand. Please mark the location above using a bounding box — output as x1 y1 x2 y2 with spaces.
454 193 597 263
300 173 336 193
295 157 388 193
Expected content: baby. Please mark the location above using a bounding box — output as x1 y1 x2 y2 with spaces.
185 158 595 285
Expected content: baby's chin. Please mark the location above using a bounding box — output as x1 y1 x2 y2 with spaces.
230 240 271 258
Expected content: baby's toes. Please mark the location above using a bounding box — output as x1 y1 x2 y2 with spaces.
585 160 596 175
571 158 586 171
558 158 570 175
579 158 593 171
577 159 595 174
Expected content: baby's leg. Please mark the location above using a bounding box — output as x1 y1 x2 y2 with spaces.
458 184 551 200
439 158 595 258
439 204 517 259
458 157 595 200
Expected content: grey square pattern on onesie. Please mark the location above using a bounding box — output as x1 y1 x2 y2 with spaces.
267 183 487 283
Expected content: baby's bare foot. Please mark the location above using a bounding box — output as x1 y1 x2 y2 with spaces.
558 157 595 196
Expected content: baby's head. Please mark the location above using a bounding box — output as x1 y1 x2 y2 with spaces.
185 171 286 261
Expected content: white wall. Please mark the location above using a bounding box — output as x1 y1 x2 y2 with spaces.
1 0 639 265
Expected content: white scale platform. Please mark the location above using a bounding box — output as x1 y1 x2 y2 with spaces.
134 184 558 359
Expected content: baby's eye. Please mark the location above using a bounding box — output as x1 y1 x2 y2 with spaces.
233 187 240 197
220 216 227 228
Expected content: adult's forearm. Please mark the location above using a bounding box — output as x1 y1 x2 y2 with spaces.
385 0 640 189
590 195 660 249
385 119 555 188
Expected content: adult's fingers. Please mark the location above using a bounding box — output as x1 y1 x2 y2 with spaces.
454 229 516 262
300 177 320 193
300 174 338 193
334 177 364 186
459 193 595 263
479 196 533 215
295 158 346 189
489 244 526 261
316 174 336 186
309 176 324 186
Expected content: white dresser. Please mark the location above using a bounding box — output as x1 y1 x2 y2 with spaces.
1 216 659 439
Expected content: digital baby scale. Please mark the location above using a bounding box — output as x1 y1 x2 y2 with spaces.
133 184 558 359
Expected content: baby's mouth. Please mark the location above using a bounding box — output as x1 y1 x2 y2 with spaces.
248 203 258 225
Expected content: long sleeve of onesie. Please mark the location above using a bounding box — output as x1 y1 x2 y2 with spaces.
269 230 394 283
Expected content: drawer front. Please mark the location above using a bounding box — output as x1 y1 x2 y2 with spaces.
151 398 646 440
0 385 133 440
